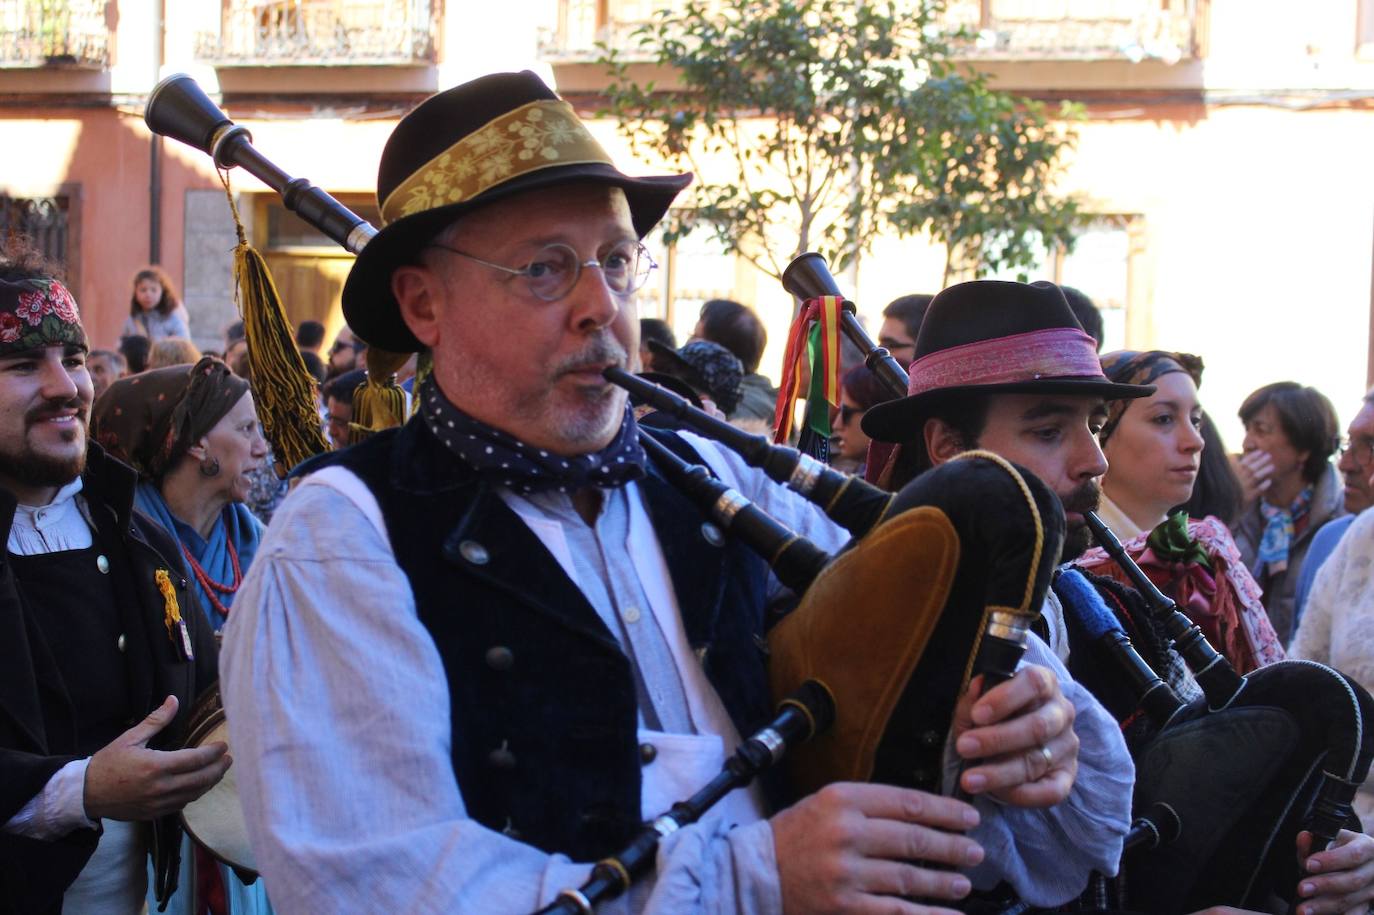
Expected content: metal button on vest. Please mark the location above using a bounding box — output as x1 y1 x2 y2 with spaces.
96 555 110 574
700 522 724 547
117 634 127 653
485 646 514 671
639 742 657 764
459 540 490 565
488 744 517 770
622 605 642 624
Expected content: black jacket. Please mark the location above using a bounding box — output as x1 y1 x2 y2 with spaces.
0 443 217 915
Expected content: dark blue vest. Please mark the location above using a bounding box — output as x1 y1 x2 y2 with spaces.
320 420 775 861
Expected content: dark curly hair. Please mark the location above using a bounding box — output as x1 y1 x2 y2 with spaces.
0 236 63 285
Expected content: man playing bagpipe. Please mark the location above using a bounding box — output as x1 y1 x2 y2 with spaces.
863 279 1374 914
217 71 1140 913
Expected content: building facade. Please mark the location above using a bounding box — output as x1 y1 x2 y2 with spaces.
3 0 1373 444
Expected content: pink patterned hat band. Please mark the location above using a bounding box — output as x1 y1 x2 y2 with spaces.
905 326 1104 397
0 276 86 356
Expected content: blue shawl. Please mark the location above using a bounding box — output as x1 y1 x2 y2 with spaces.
134 482 263 631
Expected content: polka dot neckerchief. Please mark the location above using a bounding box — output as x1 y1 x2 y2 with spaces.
419 376 646 495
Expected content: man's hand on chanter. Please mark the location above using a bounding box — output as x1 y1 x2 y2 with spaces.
772 782 984 915
83 694 231 822
952 665 1078 808
1292 828 1374 915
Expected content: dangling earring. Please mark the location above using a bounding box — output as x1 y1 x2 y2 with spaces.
199 456 221 478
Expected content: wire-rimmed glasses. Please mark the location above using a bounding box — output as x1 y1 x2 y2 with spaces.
425 240 656 302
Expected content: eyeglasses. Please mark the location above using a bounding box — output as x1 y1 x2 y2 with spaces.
838 403 865 424
1339 436 1374 466
425 240 656 302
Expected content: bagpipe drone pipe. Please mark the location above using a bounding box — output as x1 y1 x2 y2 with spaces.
1081 512 1374 913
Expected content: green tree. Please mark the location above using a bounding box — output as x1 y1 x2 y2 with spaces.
600 0 1080 284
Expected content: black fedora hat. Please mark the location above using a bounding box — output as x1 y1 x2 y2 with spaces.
342 70 692 353
863 279 1153 443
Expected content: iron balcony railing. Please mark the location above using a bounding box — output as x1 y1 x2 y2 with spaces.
196 0 438 66
0 0 109 68
538 0 1200 64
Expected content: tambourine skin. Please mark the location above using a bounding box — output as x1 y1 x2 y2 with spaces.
180 683 259 880
768 455 1065 799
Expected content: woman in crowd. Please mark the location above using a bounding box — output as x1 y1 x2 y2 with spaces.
93 355 267 631
1231 381 1345 644
92 356 273 913
1075 350 1284 672
830 364 891 475
121 266 191 341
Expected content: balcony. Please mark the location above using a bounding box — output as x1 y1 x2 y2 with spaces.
944 0 1200 63
0 0 109 68
196 0 438 67
538 0 1202 65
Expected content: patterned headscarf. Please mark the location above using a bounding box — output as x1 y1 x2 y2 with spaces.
1098 350 1205 444
92 356 250 481
0 276 86 355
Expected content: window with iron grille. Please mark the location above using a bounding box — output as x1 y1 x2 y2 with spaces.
0 193 75 283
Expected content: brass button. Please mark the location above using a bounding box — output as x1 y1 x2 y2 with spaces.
700 522 724 546
459 540 490 565
117 634 127 653
485 646 514 671
96 555 110 574
639 742 657 764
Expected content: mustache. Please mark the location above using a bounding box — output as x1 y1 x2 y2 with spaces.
551 333 628 378
27 397 86 425
1060 480 1102 517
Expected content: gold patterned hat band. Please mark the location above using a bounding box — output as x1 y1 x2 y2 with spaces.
380 100 615 226
341 70 691 353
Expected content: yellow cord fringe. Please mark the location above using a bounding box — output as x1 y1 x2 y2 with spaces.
221 172 331 474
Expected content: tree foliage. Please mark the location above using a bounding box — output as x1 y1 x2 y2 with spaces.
600 0 1081 281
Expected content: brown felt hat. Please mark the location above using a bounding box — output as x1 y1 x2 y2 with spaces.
342 71 692 353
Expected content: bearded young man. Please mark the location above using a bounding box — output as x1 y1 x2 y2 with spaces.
0 243 225 915
220 71 1136 914
863 279 1374 915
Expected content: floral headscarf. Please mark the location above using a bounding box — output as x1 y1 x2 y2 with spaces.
92 356 250 481
1098 350 1204 444
0 276 86 354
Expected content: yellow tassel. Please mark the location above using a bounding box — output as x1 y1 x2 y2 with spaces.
348 347 410 446
411 351 432 418
220 172 331 474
